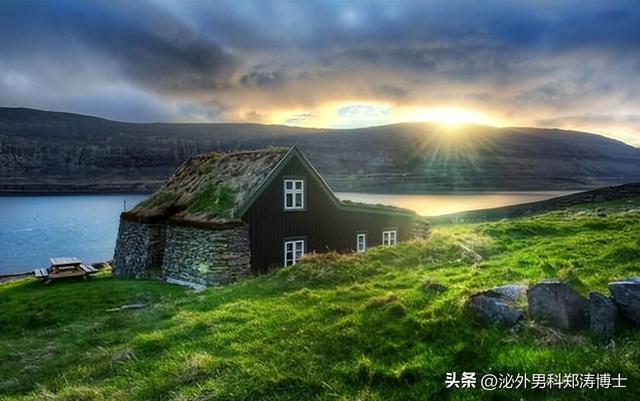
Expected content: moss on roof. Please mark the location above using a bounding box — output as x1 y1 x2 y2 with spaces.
186 183 236 217
127 147 289 225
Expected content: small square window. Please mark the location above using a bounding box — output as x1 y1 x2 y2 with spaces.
284 179 304 210
382 230 397 246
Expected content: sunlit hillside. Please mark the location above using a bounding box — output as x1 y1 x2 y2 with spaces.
2 196 640 400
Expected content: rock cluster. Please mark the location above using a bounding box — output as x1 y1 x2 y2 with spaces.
465 278 640 337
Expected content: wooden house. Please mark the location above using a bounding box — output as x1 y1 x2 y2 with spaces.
113 147 428 288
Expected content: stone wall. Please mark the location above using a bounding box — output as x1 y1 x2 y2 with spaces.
162 224 251 287
112 219 167 278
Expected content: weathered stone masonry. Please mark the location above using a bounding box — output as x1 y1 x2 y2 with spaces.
113 219 251 286
113 220 166 278
163 224 251 287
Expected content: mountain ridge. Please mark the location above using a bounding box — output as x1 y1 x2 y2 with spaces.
2 107 637 147
1 107 639 193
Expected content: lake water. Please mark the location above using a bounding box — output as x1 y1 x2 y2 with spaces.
0 194 147 274
0 191 571 274
336 191 572 217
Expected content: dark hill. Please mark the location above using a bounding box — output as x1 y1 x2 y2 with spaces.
1 107 639 193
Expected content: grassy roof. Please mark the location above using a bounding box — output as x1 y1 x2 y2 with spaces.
126 147 289 225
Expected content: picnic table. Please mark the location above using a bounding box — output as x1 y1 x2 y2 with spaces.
34 257 98 284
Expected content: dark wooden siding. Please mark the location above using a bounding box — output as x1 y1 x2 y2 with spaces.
242 155 413 273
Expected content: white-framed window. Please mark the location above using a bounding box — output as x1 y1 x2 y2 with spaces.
284 239 305 266
356 233 366 253
382 230 397 246
284 179 304 210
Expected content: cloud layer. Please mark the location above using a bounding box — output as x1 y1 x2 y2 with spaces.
0 0 639 144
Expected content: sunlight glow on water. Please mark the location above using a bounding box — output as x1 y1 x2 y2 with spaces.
336 192 574 217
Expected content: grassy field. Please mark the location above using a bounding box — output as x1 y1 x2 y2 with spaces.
1 197 640 401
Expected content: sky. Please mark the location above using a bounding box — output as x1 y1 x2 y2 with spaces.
1 0 639 145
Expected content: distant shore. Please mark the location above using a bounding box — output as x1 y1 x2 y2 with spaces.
431 182 640 223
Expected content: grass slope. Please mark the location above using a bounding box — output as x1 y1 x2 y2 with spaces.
2 197 640 400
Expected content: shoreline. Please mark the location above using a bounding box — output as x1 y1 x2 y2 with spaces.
0 272 32 283
0 262 111 283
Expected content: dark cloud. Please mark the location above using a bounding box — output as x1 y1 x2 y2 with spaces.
0 0 237 95
240 68 286 88
77 3 237 93
0 0 638 143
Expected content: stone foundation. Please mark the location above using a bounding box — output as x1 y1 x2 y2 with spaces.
112 218 251 287
163 224 251 286
112 219 166 278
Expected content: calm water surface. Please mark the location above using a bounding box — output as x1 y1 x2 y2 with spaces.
0 194 147 274
0 191 572 274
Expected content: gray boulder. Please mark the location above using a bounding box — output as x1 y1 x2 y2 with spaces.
595 208 607 217
589 292 621 336
492 284 527 301
465 285 527 326
608 279 640 326
527 281 589 331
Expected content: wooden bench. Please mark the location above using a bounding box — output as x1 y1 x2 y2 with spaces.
33 268 49 278
79 264 98 274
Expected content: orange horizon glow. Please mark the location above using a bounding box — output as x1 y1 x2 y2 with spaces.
267 103 507 130
259 102 639 147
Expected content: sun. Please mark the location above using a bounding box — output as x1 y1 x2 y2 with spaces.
402 106 502 127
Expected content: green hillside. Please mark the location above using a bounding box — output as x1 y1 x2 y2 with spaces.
2 197 640 400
